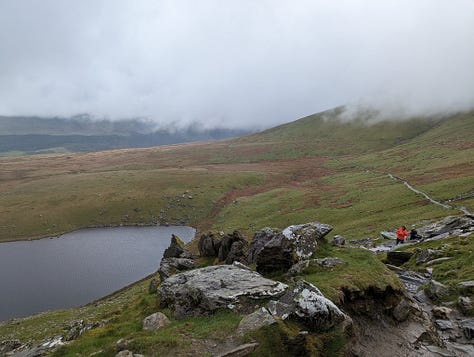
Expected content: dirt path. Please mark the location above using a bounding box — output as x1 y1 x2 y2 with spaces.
388 173 473 216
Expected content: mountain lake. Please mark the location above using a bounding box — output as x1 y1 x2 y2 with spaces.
0 225 195 321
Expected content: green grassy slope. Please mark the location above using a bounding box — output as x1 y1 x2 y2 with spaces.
1 108 473 355
0 109 472 242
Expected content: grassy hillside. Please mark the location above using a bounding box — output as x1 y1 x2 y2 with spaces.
0 109 472 242
1 108 473 355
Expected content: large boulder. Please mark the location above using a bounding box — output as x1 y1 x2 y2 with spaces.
251 222 333 274
281 222 333 259
246 227 279 264
198 232 222 257
278 280 347 332
256 233 295 274
157 264 288 318
218 230 248 263
163 234 193 259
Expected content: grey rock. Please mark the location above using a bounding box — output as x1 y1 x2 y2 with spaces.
288 260 310 275
198 232 221 257
246 227 279 264
65 320 107 341
332 234 345 246
386 251 414 266
163 234 193 259
458 280 474 294
157 265 288 318
255 233 295 274
415 248 444 265
281 222 333 258
392 298 411 322
426 257 452 266
426 280 450 301
460 319 474 339
143 312 170 331
236 307 276 335
158 257 195 281
458 296 472 315
279 280 347 332
418 216 474 238
265 300 293 320
218 230 247 263
435 319 454 330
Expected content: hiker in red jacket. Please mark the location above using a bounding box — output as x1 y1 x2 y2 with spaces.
396 226 409 245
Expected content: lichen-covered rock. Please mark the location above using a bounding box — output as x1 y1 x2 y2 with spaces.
163 234 193 259
265 300 293 320
281 222 333 259
252 222 333 274
418 216 474 238
158 257 195 281
198 232 221 257
225 241 247 264
143 312 170 331
157 265 288 318
279 280 347 332
246 227 279 264
236 307 276 335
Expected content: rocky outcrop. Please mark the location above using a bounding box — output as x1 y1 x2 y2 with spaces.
415 248 444 265
158 235 196 280
218 231 248 264
157 264 288 318
248 222 333 274
198 232 222 257
278 280 348 332
163 234 193 259
246 227 279 264
197 231 248 264
417 215 474 239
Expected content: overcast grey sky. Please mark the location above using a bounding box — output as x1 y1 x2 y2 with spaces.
0 0 473 129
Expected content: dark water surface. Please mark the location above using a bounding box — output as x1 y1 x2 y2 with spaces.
0 226 195 321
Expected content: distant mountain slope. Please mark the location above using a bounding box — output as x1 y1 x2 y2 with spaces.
0 115 250 155
237 107 455 156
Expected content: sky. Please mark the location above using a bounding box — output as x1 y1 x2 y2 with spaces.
0 0 473 130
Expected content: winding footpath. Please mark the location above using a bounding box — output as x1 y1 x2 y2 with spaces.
387 173 473 216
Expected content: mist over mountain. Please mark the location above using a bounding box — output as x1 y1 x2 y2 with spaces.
0 115 250 155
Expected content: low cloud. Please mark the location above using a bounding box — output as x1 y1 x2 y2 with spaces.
0 0 473 129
